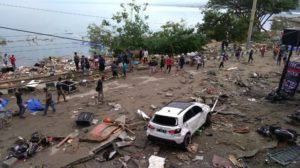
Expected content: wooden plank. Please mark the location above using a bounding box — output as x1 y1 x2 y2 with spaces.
62 129 125 168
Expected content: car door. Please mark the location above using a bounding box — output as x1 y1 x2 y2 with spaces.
191 106 205 129
183 107 198 133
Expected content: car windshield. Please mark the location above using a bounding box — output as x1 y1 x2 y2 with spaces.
152 115 177 126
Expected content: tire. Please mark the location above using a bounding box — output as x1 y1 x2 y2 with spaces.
180 133 191 149
204 113 211 127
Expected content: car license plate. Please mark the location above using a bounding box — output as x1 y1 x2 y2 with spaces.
157 128 166 133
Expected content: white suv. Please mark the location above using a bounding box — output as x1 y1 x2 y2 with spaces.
146 101 211 148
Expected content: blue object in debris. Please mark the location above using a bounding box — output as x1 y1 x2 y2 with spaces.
26 99 44 112
132 60 140 65
0 99 8 110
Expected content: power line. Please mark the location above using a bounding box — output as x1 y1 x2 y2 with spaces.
1 45 89 54
0 32 87 38
1 42 84 49
0 3 164 25
0 3 109 19
0 26 102 47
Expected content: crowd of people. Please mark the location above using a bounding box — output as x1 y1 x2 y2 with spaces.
0 53 16 69
1 42 295 120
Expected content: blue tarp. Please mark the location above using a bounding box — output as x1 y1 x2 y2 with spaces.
26 99 44 112
0 99 8 110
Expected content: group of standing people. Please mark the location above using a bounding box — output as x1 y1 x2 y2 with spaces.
273 45 288 66
1 54 16 70
73 52 91 72
110 52 130 79
74 52 107 74
11 76 68 118
149 54 186 75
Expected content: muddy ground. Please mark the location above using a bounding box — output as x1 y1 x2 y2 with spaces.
0 51 300 168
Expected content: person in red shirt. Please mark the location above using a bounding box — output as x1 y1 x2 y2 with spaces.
165 55 173 73
9 55 16 69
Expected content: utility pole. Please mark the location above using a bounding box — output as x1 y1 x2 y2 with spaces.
246 0 258 49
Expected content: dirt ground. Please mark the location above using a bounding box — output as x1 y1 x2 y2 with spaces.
1 51 300 168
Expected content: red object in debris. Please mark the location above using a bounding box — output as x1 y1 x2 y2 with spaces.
212 154 233 168
48 136 54 143
103 117 112 123
207 87 214 94
87 123 119 142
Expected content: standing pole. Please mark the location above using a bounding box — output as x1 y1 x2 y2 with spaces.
246 0 258 49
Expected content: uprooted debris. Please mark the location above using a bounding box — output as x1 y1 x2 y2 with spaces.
148 155 165 168
3 132 51 167
62 115 136 168
212 154 233 168
257 125 297 142
234 79 249 88
136 109 150 120
267 145 300 166
187 143 199 154
287 111 300 125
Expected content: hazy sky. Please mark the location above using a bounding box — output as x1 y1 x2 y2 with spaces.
0 0 208 34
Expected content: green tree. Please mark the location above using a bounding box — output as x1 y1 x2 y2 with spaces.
207 0 299 31
144 21 207 54
199 10 248 42
87 0 149 54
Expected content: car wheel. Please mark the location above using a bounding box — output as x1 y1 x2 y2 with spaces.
181 133 191 149
204 113 211 127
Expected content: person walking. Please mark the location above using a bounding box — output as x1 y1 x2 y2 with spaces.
85 57 90 72
111 61 118 78
165 55 173 74
277 50 283 66
15 88 25 119
160 55 165 72
179 54 185 70
273 45 279 60
80 55 85 72
201 54 205 68
260 45 266 57
96 76 104 103
219 52 225 69
149 57 157 76
56 77 66 103
48 56 55 76
235 47 241 61
74 52 80 71
93 52 98 68
98 55 106 73
3 54 8 67
248 48 254 64
196 55 201 70
9 55 16 69
43 88 56 116
123 62 128 79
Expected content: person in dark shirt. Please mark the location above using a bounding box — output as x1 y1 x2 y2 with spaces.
85 57 90 71
160 55 165 72
43 88 56 116
219 52 226 69
248 48 254 64
179 55 185 70
111 61 118 78
80 55 85 71
15 88 26 118
96 76 104 103
74 52 80 71
56 77 66 103
98 55 106 72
